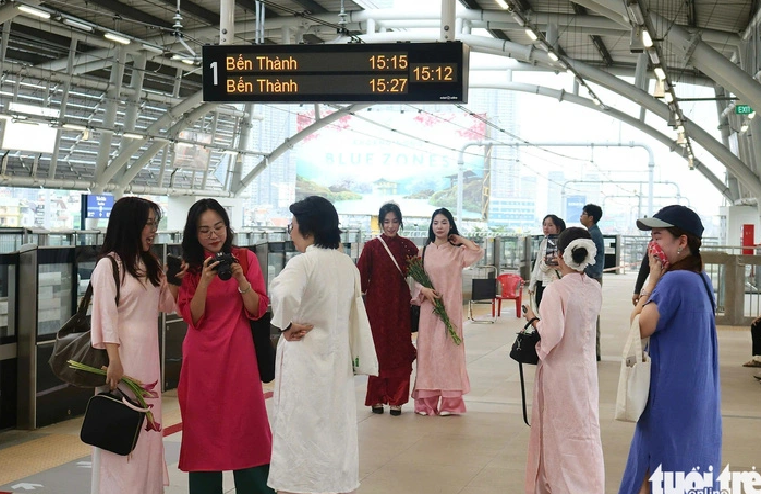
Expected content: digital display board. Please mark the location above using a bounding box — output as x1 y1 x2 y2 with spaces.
81 194 114 219
202 42 469 103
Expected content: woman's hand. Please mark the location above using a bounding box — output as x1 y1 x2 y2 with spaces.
523 305 536 322
448 233 465 245
647 250 665 286
231 258 246 282
199 257 219 286
421 287 441 305
105 359 123 390
284 322 314 341
631 293 640 306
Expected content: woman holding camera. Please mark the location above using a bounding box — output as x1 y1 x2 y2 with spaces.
177 198 274 494
528 214 566 310
522 227 603 494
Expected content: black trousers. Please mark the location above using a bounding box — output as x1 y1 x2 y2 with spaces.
189 465 274 494
752 320 761 356
534 282 545 309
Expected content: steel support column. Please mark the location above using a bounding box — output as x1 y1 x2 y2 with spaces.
48 37 78 179
94 47 127 190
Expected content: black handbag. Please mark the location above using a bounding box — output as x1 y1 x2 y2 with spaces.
237 250 277 383
81 389 145 456
410 305 420 333
509 324 541 365
48 257 121 388
251 312 276 383
510 320 541 426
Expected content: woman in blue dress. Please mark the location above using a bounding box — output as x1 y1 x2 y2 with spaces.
619 205 721 494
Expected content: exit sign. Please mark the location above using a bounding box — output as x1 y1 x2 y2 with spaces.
735 104 754 115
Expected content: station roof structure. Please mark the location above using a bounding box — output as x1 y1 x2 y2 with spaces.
0 0 759 201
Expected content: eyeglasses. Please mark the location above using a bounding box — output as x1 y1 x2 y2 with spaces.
287 223 293 234
145 221 158 231
198 225 225 238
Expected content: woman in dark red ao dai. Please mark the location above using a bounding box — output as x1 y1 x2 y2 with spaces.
358 203 419 416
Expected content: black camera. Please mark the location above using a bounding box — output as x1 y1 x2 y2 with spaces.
213 252 237 281
166 255 183 286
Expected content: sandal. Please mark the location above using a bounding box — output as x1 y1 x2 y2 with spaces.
371 404 384 414
742 359 761 368
389 406 401 416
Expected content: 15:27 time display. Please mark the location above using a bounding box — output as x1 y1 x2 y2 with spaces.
369 78 409 93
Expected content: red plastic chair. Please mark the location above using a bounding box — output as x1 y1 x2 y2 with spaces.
496 274 524 318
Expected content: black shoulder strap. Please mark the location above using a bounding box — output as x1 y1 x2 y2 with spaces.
518 362 530 426
698 272 715 314
78 256 121 315
422 244 427 268
106 255 121 307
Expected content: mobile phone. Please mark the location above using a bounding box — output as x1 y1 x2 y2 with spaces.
521 305 528 315
648 241 669 269
167 255 183 286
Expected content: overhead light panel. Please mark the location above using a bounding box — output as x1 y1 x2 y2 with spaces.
62 18 94 32
511 13 525 27
62 123 88 131
687 154 694 169
741 122 749 133
142 43 164 54
676 124 685 133
654 66 666 80
677 132 686 145
749 111 756 120
17 5 50 19
104 32 131 45
593 98 601 106
664 91 674 103
496 0 510 9
0 90 14 97
642 28 653 47
9 101 60 118
525 28 538 41
123 132 144 139
653 79 666 98
648 50 660 65
626 0 645 25
548 51 559 62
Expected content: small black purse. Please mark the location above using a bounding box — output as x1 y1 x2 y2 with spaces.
510 319 541 426
80 390 145 456
509 323 541 365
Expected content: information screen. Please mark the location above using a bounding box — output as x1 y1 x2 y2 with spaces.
202 42 469 103
81 194 114 219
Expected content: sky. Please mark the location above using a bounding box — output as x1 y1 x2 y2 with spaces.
358 0 731 224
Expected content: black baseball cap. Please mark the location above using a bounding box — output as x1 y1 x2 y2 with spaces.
637 205 704 238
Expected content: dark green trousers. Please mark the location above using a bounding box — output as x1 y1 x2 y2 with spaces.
189 464 274 494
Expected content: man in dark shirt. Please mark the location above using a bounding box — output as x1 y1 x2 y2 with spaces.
632 252 649 305
580 204 604 361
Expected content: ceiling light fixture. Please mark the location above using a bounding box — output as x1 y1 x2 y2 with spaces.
664 92 674 103
548 51 559 62
142 43 164 54
495 0 510 9
654 67 666 80
62 123 88 131
62 18 94 32
525 29 538 41
104 32 131 45
642 29 653 47
17 5 50 19
122 132 144 139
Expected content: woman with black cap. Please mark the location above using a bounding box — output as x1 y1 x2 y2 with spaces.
619 205 721 494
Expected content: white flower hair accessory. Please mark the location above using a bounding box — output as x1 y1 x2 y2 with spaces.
562 239 597 272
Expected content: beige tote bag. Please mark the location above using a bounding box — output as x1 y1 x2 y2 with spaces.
615 314 651 422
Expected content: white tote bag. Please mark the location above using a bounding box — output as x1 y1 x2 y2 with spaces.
348 268 379 376
615 314 651 422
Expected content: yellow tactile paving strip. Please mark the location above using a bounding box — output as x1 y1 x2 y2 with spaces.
0 433 91 485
